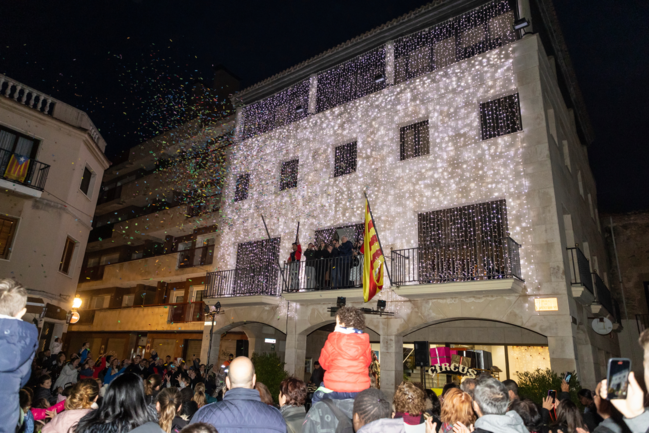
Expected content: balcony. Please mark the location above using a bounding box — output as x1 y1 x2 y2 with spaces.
167 301 205 323
205 264 283 306
567 246 595 306
389 238 523 298
591 272 614 319
0 148 50 194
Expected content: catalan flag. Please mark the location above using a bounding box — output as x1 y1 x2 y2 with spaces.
4 154 30 183
361 198 385 302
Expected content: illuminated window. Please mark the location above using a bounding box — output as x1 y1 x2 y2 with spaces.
400 120 430 161
234 173 250 202
534 298 559 311
334 142 357 177
59 236 78 275
480 93 522 140
280 159 299 191
0 215 18 260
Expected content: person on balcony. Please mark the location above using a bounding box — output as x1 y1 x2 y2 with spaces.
336 236 353 288
286 240 302 292
304 243 318 289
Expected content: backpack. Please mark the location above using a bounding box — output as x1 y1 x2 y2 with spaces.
322 399 354 433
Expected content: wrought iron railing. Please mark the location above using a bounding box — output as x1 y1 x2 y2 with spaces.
283 254 364 292
178 245 214 268
0 148 50 191
206 264 282 297
567 246 594 294
593 272 614 318
167 302 205 323
391 237 522 286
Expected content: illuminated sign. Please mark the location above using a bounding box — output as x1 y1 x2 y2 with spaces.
535 298 559 312
265 338 276 344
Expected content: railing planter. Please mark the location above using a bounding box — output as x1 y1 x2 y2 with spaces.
590 272 614 319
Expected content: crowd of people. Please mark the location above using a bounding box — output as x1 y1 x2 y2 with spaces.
287 237 364 291
4 276 649 433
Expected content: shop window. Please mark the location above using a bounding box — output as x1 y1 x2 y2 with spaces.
59 236 78 275
280 159 299 191
122 294 134 307
480 94 522 140
400 120 430 161
334 142 357 177
234 173 250 202
0 215 18 260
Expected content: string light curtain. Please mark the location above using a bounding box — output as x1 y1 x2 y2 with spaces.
480 93 522 140
314 223 364 246
394 0 517 84
234 173 250 202
280 159 299 191
400 120 430 161
242 79 310 140
234 238 281 295
334 141 357 177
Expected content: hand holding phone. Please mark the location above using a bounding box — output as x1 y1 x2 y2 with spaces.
600 372 645 419
564 372 573 384
548 389 557 403
606 358 631 400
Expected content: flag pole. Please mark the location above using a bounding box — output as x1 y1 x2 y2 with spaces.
363 191 393 285
261 214 289 293
295 221 300 244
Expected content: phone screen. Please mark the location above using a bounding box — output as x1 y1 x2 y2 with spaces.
564 373 572 384
607 358 631 400
548 390 557 402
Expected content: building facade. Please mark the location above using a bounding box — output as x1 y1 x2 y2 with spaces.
197 0 621 398
0 74 110 350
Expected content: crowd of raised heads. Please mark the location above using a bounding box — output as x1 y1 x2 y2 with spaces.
4 277 649 433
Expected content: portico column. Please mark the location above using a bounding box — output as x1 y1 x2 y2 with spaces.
380 334 403 403
284 312 307 381
201 322 221 366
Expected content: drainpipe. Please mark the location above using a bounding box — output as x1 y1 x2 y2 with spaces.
609 216 629 321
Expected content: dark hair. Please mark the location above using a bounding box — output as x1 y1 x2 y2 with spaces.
577 389 593 400
426 389 441 416
394 381 427 415
314 361 320 367
34 398 50 409
180 387 198 419
38 374 52 386
353 388 391 427
441 382 458 397
509 399 543 432
460 378 477 399
255 382 274 405
280 377 307 406
75 373 156 433
502 379 519 397
179 423 219 433
555 400 585 433
336 306 365 330
20 389 31 411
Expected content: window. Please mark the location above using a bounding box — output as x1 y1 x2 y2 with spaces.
400 120 430 161
334 142 357 177
234 173 250 202
122 294 135 307
0 215 18 260
0 126 39 158
562 140 571 171
280 159 299 191
480 94 522 140
80 166 94 196
91 295 110 309
59 237 77 275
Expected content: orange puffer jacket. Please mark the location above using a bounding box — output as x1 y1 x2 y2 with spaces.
319 331 371 392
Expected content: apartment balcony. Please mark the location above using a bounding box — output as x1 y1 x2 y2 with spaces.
567 246 595 306
389 238 524 298
69 302 205 332
205 264 283 306
78 246 213 289
590 272 615 320
0 147 50 196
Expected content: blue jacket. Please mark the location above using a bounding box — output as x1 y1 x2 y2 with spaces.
103 366 127 385
338 241 353 257
0 317 38 433
190 387 286 433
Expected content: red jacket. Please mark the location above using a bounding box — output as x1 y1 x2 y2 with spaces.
319 331 371 392
287 244 302 263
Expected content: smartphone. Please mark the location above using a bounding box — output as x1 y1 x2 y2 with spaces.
548 389 557 402
564 372 573 384
607 358 631 400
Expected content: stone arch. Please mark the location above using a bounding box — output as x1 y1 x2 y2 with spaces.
398 317 548 339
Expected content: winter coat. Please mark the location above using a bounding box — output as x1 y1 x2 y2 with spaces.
358 418 407 433
50 341 62 355
302 399 354 433
34 386 58 406
338 241 353 257
281 405 306 433
53 363 79 389
622 409 649 433
319 331 371 392
79 348 89 364
103 366 127 385
0 316 38 433
190 387 286 433
593 417 627 433
128 422 165 433
474 411 529 433
41 408 92 433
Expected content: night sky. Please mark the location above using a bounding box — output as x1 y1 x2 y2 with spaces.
1 1 647 213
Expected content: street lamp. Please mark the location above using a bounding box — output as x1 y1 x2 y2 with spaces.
72 297 82 309
204 302 223 367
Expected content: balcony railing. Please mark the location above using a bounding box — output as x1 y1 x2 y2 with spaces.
0 148 50 191
391 237 522 286
178 245 214 268
283 255 364 292
167 301 205 323
593 272 614 318
567 246 594 294
206 264 282 297
79 265 106 282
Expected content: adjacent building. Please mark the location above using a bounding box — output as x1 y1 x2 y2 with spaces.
0 74 110 350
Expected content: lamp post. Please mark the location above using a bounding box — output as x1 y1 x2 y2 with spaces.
205 302 222 366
